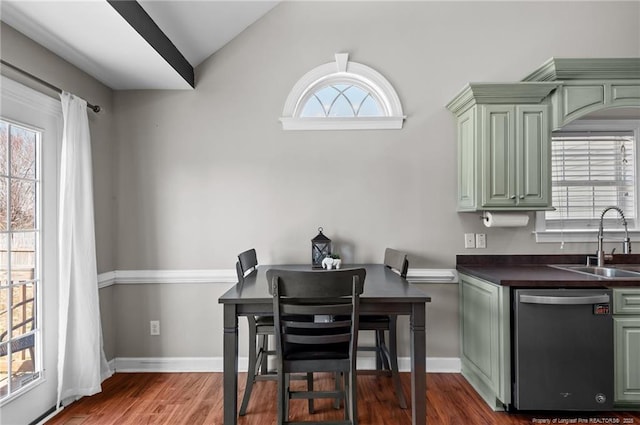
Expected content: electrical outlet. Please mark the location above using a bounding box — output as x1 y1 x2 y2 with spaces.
476 233 487 249
150 320 160 336
464 233 476 249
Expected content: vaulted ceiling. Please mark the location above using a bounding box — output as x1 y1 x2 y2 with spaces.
1 0 280 90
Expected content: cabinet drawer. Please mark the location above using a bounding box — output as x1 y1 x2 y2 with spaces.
613 289 640 315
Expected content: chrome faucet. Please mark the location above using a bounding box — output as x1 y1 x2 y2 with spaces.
597 206 632 266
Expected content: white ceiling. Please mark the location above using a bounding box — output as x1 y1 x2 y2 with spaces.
0 0 280 90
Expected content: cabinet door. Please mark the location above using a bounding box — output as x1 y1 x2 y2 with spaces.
614 317 640 404
481 105 517 208
457 108 478 211
459 274 511 406
516 105 550 207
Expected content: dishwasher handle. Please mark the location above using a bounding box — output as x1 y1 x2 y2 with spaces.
519 293 610 305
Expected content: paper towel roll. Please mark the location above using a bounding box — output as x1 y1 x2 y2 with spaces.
483 212 529 227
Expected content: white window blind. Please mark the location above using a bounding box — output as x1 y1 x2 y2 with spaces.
547 131 636 230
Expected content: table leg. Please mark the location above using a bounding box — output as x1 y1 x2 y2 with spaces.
411 302 426 425
223 304 239 425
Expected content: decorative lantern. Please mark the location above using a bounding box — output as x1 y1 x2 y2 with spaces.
311 227 331 268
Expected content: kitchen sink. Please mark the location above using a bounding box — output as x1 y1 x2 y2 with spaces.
551 265 640 279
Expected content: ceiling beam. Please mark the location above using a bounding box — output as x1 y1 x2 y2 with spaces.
107 0 194 89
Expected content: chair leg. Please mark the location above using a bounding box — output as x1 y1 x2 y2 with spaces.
307 372 314 414
285 373 291 423
240 317 259 416
349 370 358 425
334 372 341 409
388 316 408 409
376 330 390 371
277 371 286 425
258 333 269 375
343 372 349 420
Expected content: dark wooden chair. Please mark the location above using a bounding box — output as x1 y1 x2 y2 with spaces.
357 248 408 409
237 249 312 416
237 248 271 415
268 267 365 425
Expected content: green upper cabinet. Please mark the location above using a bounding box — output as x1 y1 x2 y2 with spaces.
448 58 640 212
522 58 640 130
447 83 558 211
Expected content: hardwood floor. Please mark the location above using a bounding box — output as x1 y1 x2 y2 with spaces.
45 372 640 425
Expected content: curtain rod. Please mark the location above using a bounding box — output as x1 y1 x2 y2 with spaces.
0 59 101 113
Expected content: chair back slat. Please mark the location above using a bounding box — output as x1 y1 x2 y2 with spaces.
384 248 409 278
237 248 258 283
268 269 365 297
285 333 351 345
282 303 353 316
268 268 366 355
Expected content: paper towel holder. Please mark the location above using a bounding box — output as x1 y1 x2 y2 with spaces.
480 211 530 227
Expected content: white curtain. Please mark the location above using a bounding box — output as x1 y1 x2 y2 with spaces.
57 92 111 407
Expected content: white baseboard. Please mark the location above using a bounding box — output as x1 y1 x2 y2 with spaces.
113 356 461 373
114 357 224 373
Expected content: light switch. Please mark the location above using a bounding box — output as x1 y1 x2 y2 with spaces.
476 233 486 249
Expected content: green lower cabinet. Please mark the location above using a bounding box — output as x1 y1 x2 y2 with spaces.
613 288 640 407
459 280 640 410
459 273 511 410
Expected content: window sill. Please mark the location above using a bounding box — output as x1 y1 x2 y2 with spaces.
280 116 405 131
534 229 640 244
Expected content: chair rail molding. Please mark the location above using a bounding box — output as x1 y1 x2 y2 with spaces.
97 268 458 288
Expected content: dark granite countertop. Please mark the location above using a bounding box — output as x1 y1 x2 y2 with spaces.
456 254 640 288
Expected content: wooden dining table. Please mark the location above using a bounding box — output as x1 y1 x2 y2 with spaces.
218 264 431 425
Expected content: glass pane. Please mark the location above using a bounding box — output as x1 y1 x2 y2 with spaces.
0 234 6 287
10 179 36 230
0 345 7 398
344 86 368 109
0 178 6 231
358 96 384 117
0 121 7 175
333 84 351 92
315 86 340 115
329 95 355 117
10 125 36 180
300 96 327 118
11 284 34 338
10 233 35 283
9 335 35 392
0 287 7 338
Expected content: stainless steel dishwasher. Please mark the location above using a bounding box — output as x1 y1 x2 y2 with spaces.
513 288 614 411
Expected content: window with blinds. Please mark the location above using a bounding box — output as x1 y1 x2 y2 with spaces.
546 131 636 229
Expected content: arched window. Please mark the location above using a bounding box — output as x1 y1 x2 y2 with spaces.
280 53 405 130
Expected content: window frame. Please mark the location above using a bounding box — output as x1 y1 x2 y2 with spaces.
0 119 42 403
535 118 640 243
0 75 61 418
280 53 405 130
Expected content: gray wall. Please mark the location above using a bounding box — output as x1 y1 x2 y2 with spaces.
111 1 640 360
113 1 640 270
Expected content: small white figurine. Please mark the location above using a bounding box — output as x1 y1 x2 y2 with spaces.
322 257 334 270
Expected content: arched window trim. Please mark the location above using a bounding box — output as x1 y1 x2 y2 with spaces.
280 53 405 130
